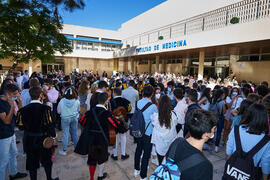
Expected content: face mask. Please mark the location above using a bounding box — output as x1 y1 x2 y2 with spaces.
167 87 171 92
209 133 215 139
120 85 122 89
12 97 17 101
232 92 238 96
88 85 90 89
155 94 161 99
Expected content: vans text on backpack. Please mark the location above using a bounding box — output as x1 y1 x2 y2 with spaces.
129 102 152 138
222 126 270 180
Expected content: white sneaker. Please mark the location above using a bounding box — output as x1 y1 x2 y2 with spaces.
151 158 159 166
134 170 140 178
58 150 67 156
140 178 147 180
215 146 219 153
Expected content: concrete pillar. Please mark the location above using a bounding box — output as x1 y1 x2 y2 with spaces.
161 59 166 73
133 59 137 74
229 48 240 78
127 57 132 73
113 59 119 72
198 50 205 80
155 56 160 73
148 59 151 73
182 57 191 76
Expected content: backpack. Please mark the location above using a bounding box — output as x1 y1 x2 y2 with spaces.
209 100 222 116
222 126 270 180
150 138 206 180
129 102 152 138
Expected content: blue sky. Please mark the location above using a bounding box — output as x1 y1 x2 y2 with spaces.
61 0 166 30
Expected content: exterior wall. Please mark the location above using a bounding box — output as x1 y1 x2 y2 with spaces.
119 0 241 39
0 58 41 73
63 57 114 76
233 61 270 84
137 64 149 73
166 64 183 74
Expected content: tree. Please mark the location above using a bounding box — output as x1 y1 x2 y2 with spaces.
0 0 85 72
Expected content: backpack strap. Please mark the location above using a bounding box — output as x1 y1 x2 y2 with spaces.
140 102 152 112
247 135 270 158
234 126 243 153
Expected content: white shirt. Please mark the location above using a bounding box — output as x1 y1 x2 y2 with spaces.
122 86 139 114
151 111 184 156
96 104 107 110
86 93 93 111
30 100 42 104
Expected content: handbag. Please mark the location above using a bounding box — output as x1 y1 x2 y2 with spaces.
43 137 55 149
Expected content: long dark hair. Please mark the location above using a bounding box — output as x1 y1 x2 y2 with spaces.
213 89 224 104
199 88 211 103
158 95 172 129
241 104 269 135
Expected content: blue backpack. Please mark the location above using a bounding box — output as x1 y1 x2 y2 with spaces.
150 138 206 180
129 102 152 138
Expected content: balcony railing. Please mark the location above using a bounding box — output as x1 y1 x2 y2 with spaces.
124 0 270 47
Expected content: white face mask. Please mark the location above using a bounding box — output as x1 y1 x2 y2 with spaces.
210 133 215 139
155 94 161 99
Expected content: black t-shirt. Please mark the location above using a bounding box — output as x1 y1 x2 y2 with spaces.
166 138 213 180
0 99 15 139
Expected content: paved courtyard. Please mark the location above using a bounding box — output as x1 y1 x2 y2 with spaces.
12 130 226 180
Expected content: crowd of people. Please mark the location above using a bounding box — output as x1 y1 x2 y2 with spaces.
0 69 269 180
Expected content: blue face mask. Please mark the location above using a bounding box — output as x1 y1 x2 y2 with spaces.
12 97 17 101
168 87 171 92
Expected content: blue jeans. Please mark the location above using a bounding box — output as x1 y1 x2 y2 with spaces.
215 115 225 146
61 116 79 151
0 135 18 180
134 135 152 179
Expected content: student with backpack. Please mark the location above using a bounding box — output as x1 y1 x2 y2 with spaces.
225 104 270 180
132 85 157 180
209 89 226 152
150 109 217 180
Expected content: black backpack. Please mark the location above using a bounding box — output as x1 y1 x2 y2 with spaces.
129 102 152 138
222 126 270 180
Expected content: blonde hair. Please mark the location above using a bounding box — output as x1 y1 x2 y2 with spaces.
90 83 98 94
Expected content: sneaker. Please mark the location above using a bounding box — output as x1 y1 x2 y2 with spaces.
68 141 74 147
121 154 129 160
215 146 219 153
134 170 140 178
110 154 118 161
97 172 108 180
151 158 159 166
9 172 27 180
58 150 67 156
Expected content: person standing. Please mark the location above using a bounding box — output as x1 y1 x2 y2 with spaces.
110 88 131 161
122 80 139 120
151 95 184 165
0 84 27 180
134 85 157 180
76 93 125 180
17 87 59 180
57 87 80 155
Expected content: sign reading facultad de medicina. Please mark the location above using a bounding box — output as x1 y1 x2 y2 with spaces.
135 40 187 53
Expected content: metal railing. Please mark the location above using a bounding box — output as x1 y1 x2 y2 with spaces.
124 0 270 47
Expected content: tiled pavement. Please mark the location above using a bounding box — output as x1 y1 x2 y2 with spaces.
10 130 226 180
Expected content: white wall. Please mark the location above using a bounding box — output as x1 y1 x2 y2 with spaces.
115 17 270 57
55 50 114 59
62 24 122 40
118 0 242 39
